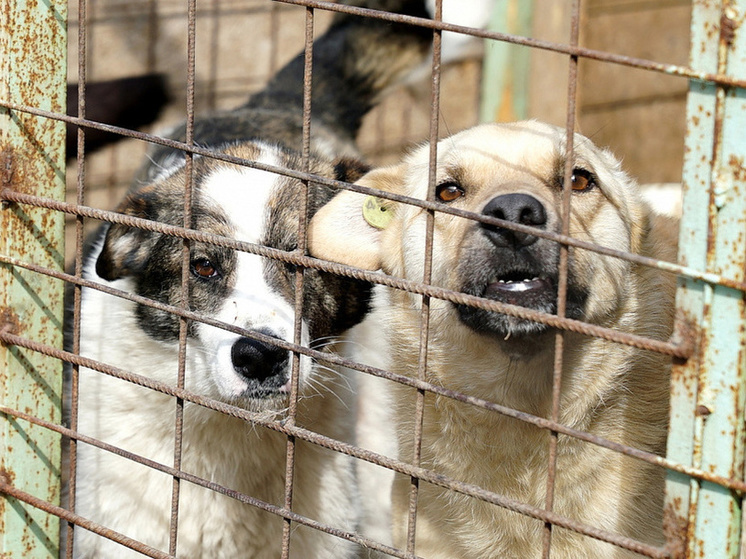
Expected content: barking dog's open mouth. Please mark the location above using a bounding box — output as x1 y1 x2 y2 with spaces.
458 266 558 337
483 274 553 298
477 267 557 311
457 262 588 343
456 255 584 341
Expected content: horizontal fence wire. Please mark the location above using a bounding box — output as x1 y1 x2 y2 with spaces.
0 404 417 559
0 96 697 557
0 334 672 559
276 0 746 88
1 1 742 557
1 249 744 497
0 187 693 359
1 100 743 295
0 480 172 559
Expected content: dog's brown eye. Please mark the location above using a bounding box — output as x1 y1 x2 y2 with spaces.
570 169 596 192
436 182 465 203
191 258 220 279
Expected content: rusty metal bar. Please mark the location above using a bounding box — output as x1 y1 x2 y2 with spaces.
1 2 741 557
0 480 172 559
279 6 317 557
66 0 88 554
2 98 741 293
1 95 744 291
542 1 582 556
0 404 420 559
0 0 66 556
0 309 741 500
665 1 746 558
405 0 444 553
166 0 199 553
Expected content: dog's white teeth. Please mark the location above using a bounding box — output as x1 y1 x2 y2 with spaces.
495 277 541 285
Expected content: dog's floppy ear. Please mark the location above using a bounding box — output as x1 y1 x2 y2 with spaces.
95 186 163 281
309 164 406 271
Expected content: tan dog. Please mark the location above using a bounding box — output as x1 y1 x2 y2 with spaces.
309 121 678 558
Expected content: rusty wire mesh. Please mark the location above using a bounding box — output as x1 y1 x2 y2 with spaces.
1 1 744 558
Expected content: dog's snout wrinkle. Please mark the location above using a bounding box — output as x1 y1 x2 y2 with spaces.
481 193 547 248
231 330 289 383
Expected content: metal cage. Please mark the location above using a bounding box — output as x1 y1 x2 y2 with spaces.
1 1 745 558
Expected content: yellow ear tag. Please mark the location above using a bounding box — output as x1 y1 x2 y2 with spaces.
362 196 393 229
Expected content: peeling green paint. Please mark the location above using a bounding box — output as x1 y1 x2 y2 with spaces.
0 0 67 557
665 1 746 557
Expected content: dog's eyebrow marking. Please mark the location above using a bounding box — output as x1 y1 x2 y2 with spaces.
553 154 598 186
440 164 466 188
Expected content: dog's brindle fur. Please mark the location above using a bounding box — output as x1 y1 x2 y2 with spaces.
310 121 678 558
72 3 440 557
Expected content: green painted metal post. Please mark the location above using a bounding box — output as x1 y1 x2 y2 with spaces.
0 0 67 557
665 1 746 557
479 0 533 123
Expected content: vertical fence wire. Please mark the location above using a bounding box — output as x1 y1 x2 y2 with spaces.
404 1 444 553
541 1 582 556
65 0 88 555
279 6 317 557
167 0 200 553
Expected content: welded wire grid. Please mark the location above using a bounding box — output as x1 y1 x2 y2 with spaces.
1 1 745 558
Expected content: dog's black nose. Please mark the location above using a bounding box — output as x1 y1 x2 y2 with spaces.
231 333 289 383
480 193 547 248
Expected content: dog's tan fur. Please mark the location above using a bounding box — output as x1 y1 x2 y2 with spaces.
310 121 678 558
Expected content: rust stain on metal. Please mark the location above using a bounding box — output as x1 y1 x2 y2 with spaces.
670 308 700 393
729 154 746 182
695 404 713 418
1 148 14 188
719 10 738 47
0 467 15 486
0 307 20 338
663 502 687 559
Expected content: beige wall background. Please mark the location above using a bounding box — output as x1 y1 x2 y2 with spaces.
65 0 691 262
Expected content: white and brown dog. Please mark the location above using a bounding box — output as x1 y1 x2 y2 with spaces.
71 2 495 557
310 121 678 558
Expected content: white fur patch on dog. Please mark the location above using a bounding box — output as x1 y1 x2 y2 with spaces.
196 146 311 400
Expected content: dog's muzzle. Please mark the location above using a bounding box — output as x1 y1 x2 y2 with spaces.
231 330 291 395
455 190 588 343
455 192 563 341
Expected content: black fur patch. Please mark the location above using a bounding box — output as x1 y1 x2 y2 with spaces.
260 151 372 342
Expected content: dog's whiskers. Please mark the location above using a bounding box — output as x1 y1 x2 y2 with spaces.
300 363 353 410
